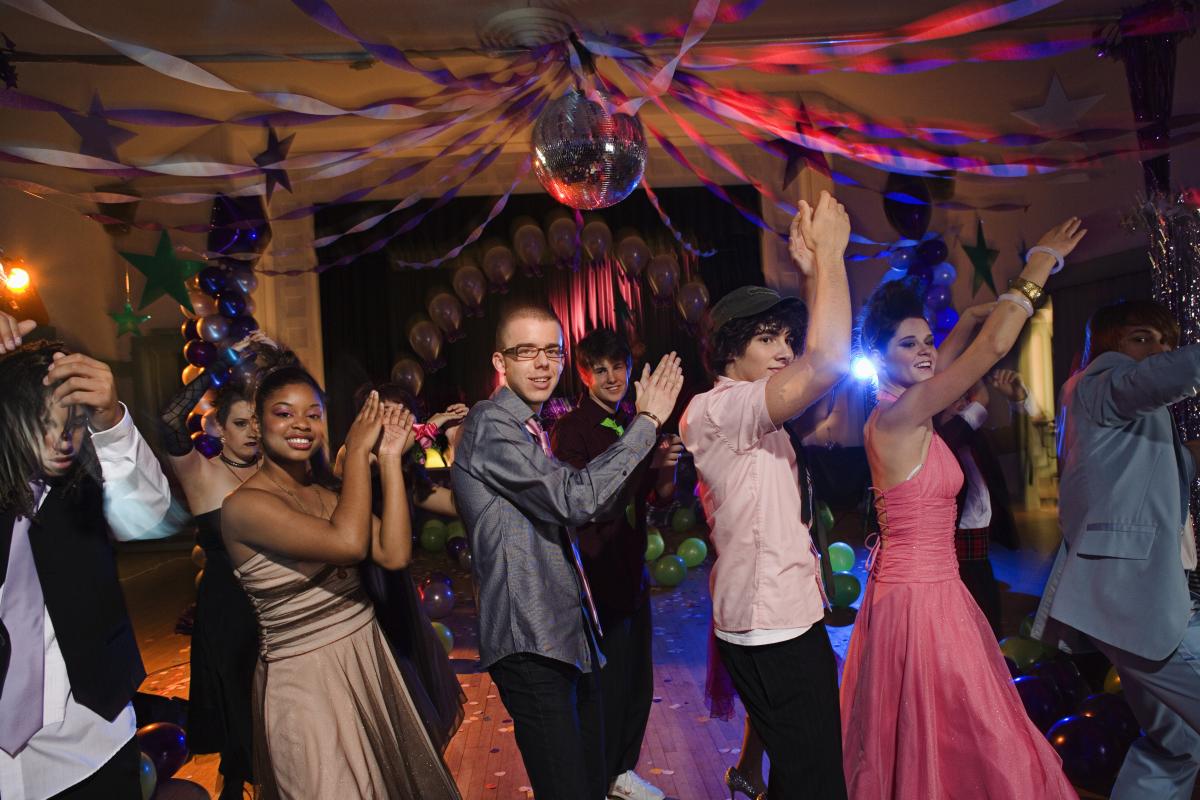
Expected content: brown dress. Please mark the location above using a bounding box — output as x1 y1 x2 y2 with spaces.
234 551 462 800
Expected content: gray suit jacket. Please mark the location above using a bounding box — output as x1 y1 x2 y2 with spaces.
451 386 656 672
1033 348 1199 661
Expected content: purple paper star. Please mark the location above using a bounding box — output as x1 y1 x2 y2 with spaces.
253 126 295 201
59 94 136 162
768 107 831 191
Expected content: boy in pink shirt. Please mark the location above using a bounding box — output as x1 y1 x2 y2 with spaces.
680 192 852 799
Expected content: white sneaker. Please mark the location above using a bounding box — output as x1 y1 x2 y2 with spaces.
609 770 666 800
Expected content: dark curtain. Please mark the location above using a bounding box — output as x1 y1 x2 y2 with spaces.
317 185 764 447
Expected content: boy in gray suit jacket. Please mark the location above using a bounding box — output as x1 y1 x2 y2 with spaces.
1034 300 1200 800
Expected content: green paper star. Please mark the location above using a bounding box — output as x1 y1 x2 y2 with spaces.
962 217 999 296
109 301 151 337
119 231 204 309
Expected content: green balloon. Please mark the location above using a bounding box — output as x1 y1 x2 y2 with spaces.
999 636 1047 670
644 529 665 562
653 554 688 587
827 541 855 573
830 571 862 608
817 502 835 532
422 518 447 537
1019 612 1036 639
676 537 708 568
446 520 466 541
671 507 698 533
420 521 448 553
139 753 156 800
626 503 637 528
431 621 454 655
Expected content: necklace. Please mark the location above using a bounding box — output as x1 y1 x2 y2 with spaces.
220 451 258 469
263 468 327 519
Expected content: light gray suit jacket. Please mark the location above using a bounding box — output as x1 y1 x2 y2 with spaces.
451 386 656 672
1033 348 1199 661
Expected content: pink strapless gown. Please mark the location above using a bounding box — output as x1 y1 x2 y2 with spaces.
840 432 1077 799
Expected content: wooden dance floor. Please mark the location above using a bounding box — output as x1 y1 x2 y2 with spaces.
124 510 1169 799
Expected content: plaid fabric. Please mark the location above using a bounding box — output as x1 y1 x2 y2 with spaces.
955 526 991 562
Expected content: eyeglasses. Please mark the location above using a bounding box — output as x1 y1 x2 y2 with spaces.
500 345 566 361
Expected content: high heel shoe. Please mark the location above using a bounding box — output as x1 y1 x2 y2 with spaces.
724 766 766 800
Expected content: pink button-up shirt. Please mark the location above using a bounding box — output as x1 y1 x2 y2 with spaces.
680 376 825 633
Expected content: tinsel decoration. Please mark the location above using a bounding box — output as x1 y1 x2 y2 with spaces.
1128 191 1200 593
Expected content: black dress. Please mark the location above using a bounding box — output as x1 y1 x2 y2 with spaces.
188 510 259 784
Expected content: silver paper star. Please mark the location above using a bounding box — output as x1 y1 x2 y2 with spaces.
1011 74 1103 134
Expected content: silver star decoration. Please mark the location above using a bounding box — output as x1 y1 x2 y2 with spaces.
1011 74 1103 134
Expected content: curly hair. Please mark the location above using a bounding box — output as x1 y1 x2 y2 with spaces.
859 277 928 356
704 300 808 378
0 341 101 516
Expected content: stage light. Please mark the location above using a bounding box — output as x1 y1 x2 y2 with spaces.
5 267 30 294
851 357 877 382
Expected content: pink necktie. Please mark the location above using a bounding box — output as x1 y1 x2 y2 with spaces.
525 417 605 639
0 482 46 756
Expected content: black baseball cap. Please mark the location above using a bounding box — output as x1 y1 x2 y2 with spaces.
709 286 802 333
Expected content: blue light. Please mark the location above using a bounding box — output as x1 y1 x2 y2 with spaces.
851 357 877 382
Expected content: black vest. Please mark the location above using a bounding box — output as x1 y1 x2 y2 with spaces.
0 478 146 722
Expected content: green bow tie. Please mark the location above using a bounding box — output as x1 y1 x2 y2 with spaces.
601 417 625 437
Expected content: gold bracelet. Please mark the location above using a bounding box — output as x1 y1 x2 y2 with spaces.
637 411 663 430
1009 277 1045 307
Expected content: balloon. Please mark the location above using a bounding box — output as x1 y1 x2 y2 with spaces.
194 569 204 589
933 307 958 332
1103 665 1122 694
427 292 465 342
645 529 665 561
181 318 200 341
581 218 613 260
181 364 203 384
1079 692 1141 746
924 285 952 312
139 752 157 800
389 357 425 397
136 721 189 780
1028 657 1092 711
228 315 259 340
616 233 651 278
198 266 227 296
190 544 207 569
827 542 855 573
817 502 835 532
431 621 454 655
187 289 216 317
546 213 578 260
242 295 256 317
1019 612 1036 639
880 267 908 285
1046 715 1124 795
185 411 205 435
183 340 217 368
677 537 708 568
1000 636 1047 670
207 366 232 389
420 583 455 620
646 254 680 303
198 314 229 343
512 218 547 271
409 319 444 367
421 571 453 591
420 519 448 552
916 238 949 267
446 537 469 561
1004 657 1021 679
445 520 466 541
653 554 687 587
625 503 637 528
882 174 932 239
456 549 474 570
671 507 697 533
1013 675 1067 731
931 262 957 286
216 289 246 318
192 433 221 458
888 247 917 272
451 263 486 314
152 779 210 800
481 240 516 290
231 269 258 294
676 280 710 326
830 571 862 608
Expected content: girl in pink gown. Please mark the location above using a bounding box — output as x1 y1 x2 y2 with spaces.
841 218 1087 799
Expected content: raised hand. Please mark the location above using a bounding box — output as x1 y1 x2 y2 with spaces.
345 390 383 457
634 352 684 426
45 352 123 430
1035 217 1087 261
788 201 816 278
651 434 684 471
378 402 415 460
989 369 1027 402
802 191 851 259
429 402 469 430
0 309 36 353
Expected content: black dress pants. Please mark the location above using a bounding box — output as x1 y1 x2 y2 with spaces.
51 735 141 799
716 622 848 800
490 651 607 800
597 601 654 781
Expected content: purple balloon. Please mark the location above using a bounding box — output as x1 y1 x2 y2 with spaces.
421 572 453 591
192 433 222 458
1046 715 1124 795
420 583 455 620
198 266 227 296
446 537 469 560
931 262 957 286
207 366 232 388
933 307 959 332
916 238 949 267
924 285 952 312
185 411 204 435
1004 657 1020 679
1078 692 1141 747
888 247 916 272
1014 675 1067 731
136 722 189 780
456 549 473 570
228 315 259 340
216 289 246 318
181 318 200 341
153 779 210 800
1028 657 1091 711
231 268 258 294
183 340 217 368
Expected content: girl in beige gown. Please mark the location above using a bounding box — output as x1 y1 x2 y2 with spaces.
222 364 461 800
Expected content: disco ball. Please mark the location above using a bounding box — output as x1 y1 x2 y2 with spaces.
531 88 647 210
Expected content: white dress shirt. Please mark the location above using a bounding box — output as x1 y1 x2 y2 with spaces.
954 402 992 530
0 405 173 800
